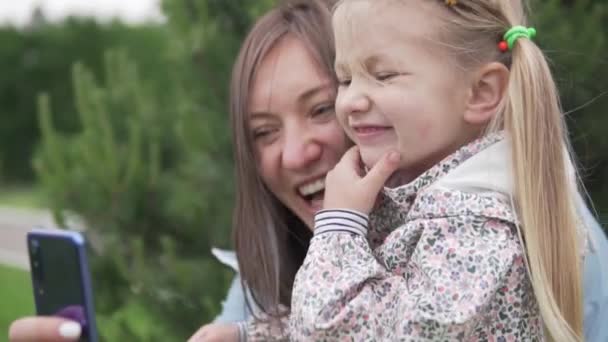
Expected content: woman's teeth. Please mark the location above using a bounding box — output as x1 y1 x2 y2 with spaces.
298 179 325 197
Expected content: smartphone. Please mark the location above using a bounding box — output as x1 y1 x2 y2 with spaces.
27 229 98 342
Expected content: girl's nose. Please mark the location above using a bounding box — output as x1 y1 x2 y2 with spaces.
336 82 371 116
281 127 322 171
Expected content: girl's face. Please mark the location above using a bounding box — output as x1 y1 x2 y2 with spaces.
249 35 350 229
334 0 482 181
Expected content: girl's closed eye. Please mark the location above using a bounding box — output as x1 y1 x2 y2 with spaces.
337 77 352 87
374 72 399 82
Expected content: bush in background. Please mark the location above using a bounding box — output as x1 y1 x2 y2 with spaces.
0 16 169 183
35 0 273 339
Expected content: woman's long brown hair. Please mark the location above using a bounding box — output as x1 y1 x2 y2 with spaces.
229 0 337 319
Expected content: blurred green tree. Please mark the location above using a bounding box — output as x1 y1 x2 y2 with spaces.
35 0 274 339
532 0 608 223
0 17 168 183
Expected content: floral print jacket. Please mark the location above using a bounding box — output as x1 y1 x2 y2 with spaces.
288 133 545 341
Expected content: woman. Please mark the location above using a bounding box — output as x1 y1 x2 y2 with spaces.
8 0 608 341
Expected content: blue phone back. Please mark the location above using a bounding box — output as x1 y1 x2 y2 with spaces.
27 229 98 342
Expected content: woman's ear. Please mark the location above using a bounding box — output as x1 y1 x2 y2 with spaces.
463 62 510 125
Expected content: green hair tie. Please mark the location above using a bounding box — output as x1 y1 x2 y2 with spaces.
500 26 537 51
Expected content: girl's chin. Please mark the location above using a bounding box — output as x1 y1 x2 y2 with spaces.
359 150 383 170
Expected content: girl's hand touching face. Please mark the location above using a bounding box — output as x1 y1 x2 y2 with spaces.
323 146 400 215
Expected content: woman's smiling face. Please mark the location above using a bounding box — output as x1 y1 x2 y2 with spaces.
249 35 350 229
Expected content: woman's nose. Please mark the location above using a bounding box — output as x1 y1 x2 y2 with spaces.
281 126 322 171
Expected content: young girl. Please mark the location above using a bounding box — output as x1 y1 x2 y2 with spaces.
290 0 585 341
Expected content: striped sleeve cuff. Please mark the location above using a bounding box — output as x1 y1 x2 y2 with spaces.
314 209 369 237
237 321 247 342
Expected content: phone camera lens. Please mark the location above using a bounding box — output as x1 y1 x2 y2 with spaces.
30 239 39 253
29 239 44 281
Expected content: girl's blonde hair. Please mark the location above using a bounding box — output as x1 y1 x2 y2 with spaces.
448 3 583 341
335 0 583 340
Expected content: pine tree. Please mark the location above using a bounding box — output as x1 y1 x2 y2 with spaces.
35 0 276 339
533 0 608 223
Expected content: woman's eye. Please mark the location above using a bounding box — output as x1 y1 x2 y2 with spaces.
311 103 335 117
252 127 277 141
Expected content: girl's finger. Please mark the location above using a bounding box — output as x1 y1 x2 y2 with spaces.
362 150 401 192
341 146 360 165
344 146 366 176
330 146 363 179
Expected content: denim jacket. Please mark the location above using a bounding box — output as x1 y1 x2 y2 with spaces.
211 248 249 323
581 205 608 341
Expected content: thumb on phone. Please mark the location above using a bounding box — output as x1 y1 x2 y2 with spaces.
9 316 81 342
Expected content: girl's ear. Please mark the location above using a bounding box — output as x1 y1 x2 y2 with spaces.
463 62 510 125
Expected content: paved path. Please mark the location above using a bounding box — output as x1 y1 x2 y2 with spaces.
0 207 58 270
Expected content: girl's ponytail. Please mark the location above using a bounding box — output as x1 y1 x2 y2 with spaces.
504 38 583 341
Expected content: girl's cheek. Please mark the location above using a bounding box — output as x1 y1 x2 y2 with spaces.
417 120 433 140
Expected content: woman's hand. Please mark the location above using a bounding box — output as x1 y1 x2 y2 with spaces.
323 146 400 214
187 322 240 342
9 317 81 342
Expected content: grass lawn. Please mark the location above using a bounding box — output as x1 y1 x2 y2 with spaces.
0 185 46 208
0 264 34 338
